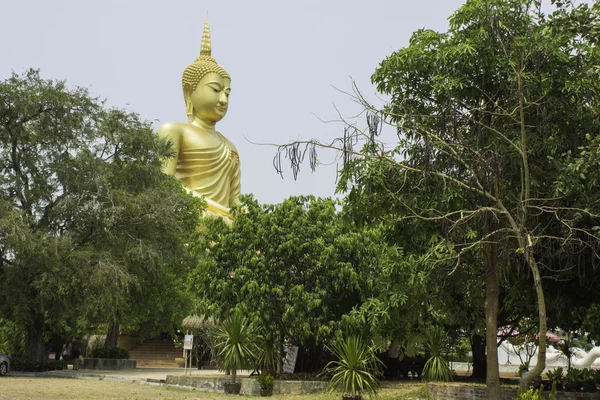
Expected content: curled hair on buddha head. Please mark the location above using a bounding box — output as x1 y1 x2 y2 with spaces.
182 18 231 120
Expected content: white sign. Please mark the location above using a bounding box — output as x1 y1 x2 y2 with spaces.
183 334 194 350
283 345 299 373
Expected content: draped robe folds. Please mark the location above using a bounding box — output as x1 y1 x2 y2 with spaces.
175 130 241 215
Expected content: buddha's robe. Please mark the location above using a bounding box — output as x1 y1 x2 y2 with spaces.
175 131 241 213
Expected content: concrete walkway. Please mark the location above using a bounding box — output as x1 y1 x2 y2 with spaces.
9 367 250 384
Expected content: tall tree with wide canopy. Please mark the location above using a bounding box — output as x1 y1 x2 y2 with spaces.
0 70 202 360
188 195 401 371
276 0 600 396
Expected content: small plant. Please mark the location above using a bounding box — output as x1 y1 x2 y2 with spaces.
546 367 563 383
257 374 275 396
514 388 542 400
565 368 583 392
320 336 383 400
549 381 557 400
593 369 600 385
254 331 282 376
421 326 453 382
518 362 529 378
580 368 597 392
212 309 257 394
546 367 564 389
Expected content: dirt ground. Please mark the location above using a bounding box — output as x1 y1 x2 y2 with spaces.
0 378 427 400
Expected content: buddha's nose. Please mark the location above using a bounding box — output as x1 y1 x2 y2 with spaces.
219 92 228 104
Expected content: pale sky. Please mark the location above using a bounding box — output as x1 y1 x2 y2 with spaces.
1 0 467 205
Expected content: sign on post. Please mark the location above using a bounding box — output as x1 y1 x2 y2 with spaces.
184 334 194 350
283 345 299 373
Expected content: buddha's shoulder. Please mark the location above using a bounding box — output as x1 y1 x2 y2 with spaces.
157 121 189 138
216 131 238 152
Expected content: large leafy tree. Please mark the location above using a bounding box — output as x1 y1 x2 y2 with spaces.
188 195 399 371
0 70 202 361
276 0 600 396
368 1 600 394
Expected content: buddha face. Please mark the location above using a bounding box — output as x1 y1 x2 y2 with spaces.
188 72 231 124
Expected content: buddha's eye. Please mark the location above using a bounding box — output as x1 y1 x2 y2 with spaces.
212 88 220 93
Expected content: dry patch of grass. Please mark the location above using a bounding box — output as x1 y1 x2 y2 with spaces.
0 377 427 400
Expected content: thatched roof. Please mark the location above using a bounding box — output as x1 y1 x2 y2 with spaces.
181 315 213 330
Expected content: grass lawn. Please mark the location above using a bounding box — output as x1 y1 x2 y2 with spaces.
0 378 427 400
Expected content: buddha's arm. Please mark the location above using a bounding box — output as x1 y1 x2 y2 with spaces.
228 145 242 207
206 198 232 217
157 123 180 175
229 171 241 207
183 186 231 217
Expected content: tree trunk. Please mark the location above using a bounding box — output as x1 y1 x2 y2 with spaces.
485 239 500 400
471 332 487 380
25 314 45 362
520 241 547 392
104 321 119 348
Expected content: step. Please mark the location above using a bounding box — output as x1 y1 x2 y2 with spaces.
128 339 182 367
136 362 179 368
131 356 181 360
132 350 179 354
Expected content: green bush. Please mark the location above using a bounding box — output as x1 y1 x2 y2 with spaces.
518 363 529 377
257 374 275 390
546 367 564 386
10 359 68 372
513 388 542 400
211 310 257 384
89 346 130 359
422 326 453 382
320 336 383 398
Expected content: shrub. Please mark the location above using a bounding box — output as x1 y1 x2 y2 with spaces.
518 363 529 377
257 374 275 390
10 359 68 372
211 310 257 384
320 336 383 398
546 367 564 386
89 346 130 359
514 388 542 400
422 326 453 382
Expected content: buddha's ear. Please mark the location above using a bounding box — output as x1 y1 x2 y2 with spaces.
183 84 194 122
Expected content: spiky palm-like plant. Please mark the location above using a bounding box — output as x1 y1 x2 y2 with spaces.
421 326 453 382
213 309 257 384
321 336 383 399
254 331 281 376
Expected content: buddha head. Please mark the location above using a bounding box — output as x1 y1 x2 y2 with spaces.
182 19 231 124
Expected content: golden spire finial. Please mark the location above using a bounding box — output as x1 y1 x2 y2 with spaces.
200 15 211 57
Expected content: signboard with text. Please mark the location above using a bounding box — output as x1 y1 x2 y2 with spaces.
282 345 299 373
184 335 194 350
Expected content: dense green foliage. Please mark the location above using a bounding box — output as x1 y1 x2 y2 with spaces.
189 195 398 371
367 0 600 391
0 70 202 360
274 0 600 396
89 346 130 359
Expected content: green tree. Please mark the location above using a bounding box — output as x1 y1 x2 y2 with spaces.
188 195 398 371
276 0 600 396
0 70 202 360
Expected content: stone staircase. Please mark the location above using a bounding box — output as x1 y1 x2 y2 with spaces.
129 339 182 368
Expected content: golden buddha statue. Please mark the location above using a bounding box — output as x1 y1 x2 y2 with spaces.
158 19 241 219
